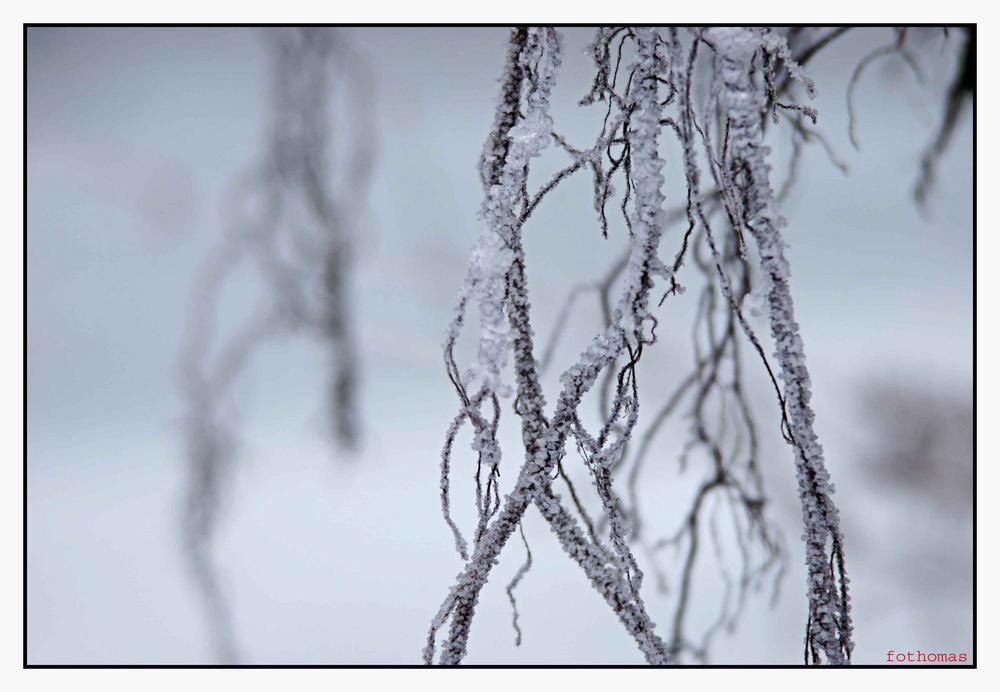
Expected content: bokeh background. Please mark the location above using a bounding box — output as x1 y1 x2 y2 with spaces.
26 26 973 664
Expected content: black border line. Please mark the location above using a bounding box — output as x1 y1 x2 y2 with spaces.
23 22 977 670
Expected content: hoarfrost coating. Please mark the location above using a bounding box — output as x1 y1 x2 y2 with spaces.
429 25 856 666
707 26 852 664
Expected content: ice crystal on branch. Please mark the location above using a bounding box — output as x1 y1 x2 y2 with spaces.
428 25 861 666
707 26 853 664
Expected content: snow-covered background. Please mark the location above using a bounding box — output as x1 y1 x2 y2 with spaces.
26 27 972 664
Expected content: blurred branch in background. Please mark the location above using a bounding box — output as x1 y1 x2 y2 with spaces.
854 374 972 638
915 27 974 207
859 376 972 515
176 27 374 663
841 26 973 207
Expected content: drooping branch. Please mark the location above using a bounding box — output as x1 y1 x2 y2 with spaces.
429 25 871 666
178 27 373 663
708 26 853 665
428 26 673 666
915 27 973 206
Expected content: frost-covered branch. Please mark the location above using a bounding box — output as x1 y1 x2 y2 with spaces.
429 25 867 666
707 26 852 665
429 26 672 666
